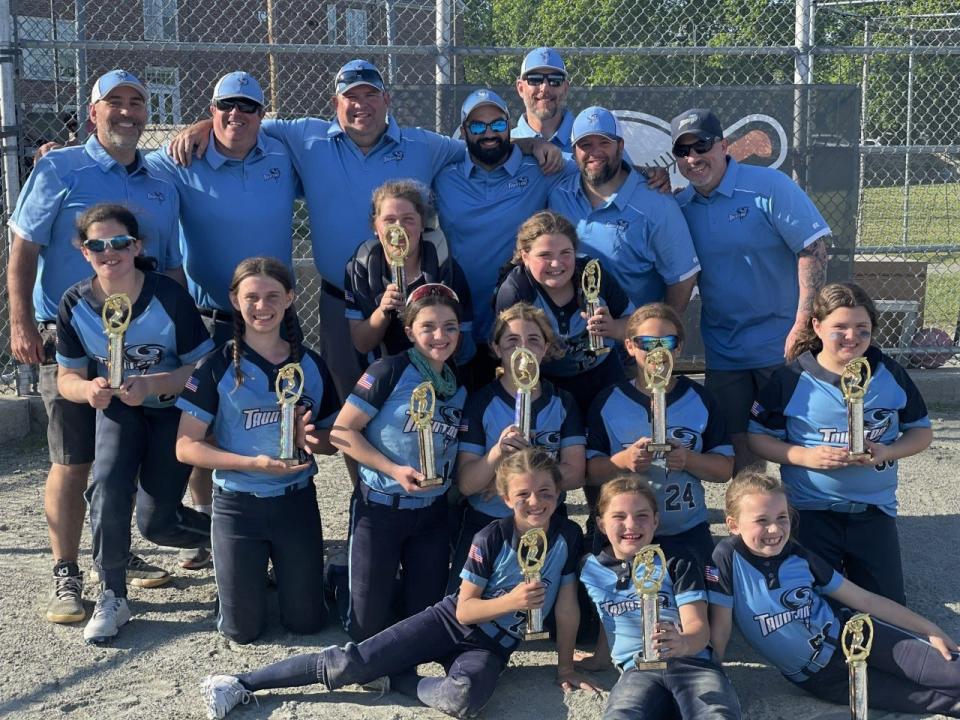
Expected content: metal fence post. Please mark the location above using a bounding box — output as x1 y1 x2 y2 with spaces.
73 0 87 141
902 30 915 245
0 0 19 217
793 0 813 186
855 18 870 246
435 0 451 133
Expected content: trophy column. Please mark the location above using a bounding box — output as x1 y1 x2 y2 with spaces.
642 347 674 454
410 381 442 487
581 259 609 355
517 527 549 641
101 293 133 393
841 612 874 719
276 363 305 465
509 347 539 441
632 544 668 670
840 357 873 460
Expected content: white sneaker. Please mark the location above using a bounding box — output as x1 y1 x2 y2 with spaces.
83 589 131 644
200 675 255 719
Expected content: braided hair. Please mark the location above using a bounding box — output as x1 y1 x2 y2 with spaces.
227 257 299 387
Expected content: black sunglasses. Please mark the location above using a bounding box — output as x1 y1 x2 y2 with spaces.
673 137 717 158
523 73 565 88
82 235 136 252
466 118 509 135
215 98 262 114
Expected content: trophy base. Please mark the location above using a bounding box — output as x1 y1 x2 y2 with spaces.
279 456 301 467
589 346 611 356
634 659 667 671
847 451 872 461
646 443 673 454
523 630 550 642
418 476 444 488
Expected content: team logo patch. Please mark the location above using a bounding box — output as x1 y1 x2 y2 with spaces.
263 167 281 181
507 176 529 190
751 401 763 417
357 372 375 390
147 190 165 202
728 207 749 222
382 150 404 163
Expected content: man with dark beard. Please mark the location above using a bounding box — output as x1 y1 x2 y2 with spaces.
549 106 699 313
434 88 577 386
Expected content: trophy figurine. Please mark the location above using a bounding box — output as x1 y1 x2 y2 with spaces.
509 347 539 441
276 363 305 465
642 347 674 453
410 381 442 487
101 293 133 392
632 544 668 670
517 527 550 641
383 223 411 301
841 612 874 719
581 259 609 355
840 357 873 460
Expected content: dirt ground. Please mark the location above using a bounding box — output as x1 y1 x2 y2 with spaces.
1 413 958 720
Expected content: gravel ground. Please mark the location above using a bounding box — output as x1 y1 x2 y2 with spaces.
1 414 958 720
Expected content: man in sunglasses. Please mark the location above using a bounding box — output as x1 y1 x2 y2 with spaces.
671 108 830 471
512 47 574 153
7 69 184 625
549 106 700 313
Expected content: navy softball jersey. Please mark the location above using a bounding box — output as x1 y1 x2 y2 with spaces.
749 346 930 515
458 513 583 651
56 272 214 407
459 379 584 518
348 353 467 499
176 341 340 494
580 548 710 670
495 257 635 378
587 377 733 536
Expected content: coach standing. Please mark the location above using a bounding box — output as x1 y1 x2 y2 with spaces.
511 47 575 153
672 108 829 471
7 70 182 623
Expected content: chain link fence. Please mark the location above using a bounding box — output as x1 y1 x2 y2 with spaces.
2 0 958 391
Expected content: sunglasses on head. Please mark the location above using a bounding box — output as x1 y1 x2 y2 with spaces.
336 68 384 89
523 73 565 87
82 235 136 252
215 97 262 114
406 283 460 305
466 118 509 135
631 335 679 352
672 137 717 158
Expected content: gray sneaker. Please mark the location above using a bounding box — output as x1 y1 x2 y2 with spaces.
178 546 212 570
200 675 256 719
46 562 85 623
91 554 171 588
83 589 131 644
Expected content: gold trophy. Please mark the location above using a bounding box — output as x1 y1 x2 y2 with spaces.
841 612 874 719
581 259 609 355
383 223 411 301
517 527 549 641
632 544 668 670
509 347 539 441
410 381 442 487
101 293 133 392
642 347 674 453
276 363 305 465
840 357 873 460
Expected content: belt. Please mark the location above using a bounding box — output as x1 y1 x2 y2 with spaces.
214 477 310 499
321 279 345 301
198 307 234 324
826 502 878 514
359 481 441 510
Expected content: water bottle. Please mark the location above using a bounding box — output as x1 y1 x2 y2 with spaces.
15 363 39 396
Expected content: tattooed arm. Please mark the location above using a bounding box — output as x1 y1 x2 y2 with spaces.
784 237 828 358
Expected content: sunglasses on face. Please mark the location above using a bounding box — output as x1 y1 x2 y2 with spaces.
631 335 679 352
523 73 565 87
466 118 509 135
82 235 136 252
215 98 262 114
672 137 717 158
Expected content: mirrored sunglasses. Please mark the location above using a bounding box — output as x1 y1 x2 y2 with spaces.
631 335 679 352
466 118 509 135
82 235 136 252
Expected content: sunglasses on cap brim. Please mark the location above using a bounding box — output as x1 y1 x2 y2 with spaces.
82 235 136 252
336 68 384 90
406 283 460 305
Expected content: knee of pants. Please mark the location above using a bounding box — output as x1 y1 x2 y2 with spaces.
282 604 327 636
135 502 179 547
86 482 134 533
320 643 367 689
217 600 266 645
430 675 482 719
218 620 263 646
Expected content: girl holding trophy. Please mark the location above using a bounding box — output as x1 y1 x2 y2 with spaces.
747 282 932 604
331 283 467 641
586 303 733 567
176 257 340 644
709 472 960 717
451 302 585 589
201 448 599 720
579 475 741 719
56 203 214 643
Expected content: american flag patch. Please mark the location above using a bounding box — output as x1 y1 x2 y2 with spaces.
357 373 375 390
468 544 483 564
750 401 762 417
704 565 720 583
184 375 199 392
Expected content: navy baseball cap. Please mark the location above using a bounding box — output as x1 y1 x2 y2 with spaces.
90 70 147 104
335 60 385 94
212 72 265 105
571 106 621 145
460 89 510 124
670 108 724 145
520 47 566 77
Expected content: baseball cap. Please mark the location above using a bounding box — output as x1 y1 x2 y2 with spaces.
571 106 621 145
460 89 510 124
335 60 385 94
212 71 265 105
520 47 566 77
670 108 724 144
90 69 147 104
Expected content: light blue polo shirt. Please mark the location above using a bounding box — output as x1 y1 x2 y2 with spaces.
9 135 181 321
548 164 700 308
512 109 575 154
676 158 831 370
145 131 301 311
434 146 576 341
261 116 464 286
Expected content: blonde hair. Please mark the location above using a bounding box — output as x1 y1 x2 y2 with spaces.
724 470 792 526
596 475 658 519
490 302 563 366
625 302 686 344
495 447 561 498
511 210 578 264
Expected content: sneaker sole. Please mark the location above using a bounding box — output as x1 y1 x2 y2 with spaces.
179 557 212 570
129 575 172 589
47 609 86 623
